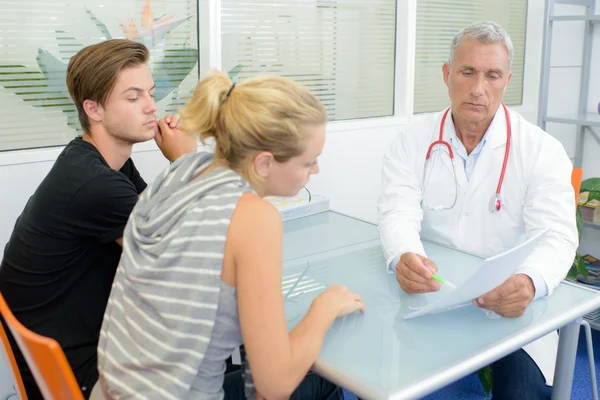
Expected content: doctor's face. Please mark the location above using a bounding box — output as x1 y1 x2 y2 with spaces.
442 40 512 123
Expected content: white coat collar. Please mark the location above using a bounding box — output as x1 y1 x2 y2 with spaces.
444 104 509 150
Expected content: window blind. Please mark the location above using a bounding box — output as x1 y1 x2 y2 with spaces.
414 0 527 114
221 0 397 121
0 0 199 152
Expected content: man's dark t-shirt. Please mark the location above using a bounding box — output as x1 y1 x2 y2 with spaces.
0 137 146 398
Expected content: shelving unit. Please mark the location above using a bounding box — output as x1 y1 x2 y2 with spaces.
538 0 600 170
586 306 600 331
584 221 600 231
538 0 600 327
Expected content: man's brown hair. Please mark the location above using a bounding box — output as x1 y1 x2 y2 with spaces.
66 39 149 132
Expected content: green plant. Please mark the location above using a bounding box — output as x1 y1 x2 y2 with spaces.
476 177 600 396
304 186 312 203
477 366 493 396
569 177 600 281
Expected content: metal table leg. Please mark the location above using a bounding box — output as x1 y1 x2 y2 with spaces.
552 319 582 400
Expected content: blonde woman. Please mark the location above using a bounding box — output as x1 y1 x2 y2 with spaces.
95 71 365 400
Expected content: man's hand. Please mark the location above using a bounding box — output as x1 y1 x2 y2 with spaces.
473 274 535 318
155 114 198 162
395 252 441 294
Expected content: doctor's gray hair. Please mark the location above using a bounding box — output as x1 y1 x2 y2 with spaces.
449 21 514 71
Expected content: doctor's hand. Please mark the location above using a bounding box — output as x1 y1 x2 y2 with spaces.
473 274 535 318
396 252 441 294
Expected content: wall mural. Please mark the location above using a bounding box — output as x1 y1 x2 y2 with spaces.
0 0 240 132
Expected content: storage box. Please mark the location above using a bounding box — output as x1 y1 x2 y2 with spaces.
578 192 600 223
265 194 329 222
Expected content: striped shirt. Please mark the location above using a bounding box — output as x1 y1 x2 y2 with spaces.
97 151 253 399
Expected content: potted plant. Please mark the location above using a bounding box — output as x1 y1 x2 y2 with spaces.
477 177 600 396
570 177 600 281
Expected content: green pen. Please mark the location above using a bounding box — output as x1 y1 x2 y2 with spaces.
431 273 457 289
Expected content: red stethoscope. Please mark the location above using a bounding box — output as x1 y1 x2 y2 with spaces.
425 103 511 213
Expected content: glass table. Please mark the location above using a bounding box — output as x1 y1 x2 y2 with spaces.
282 211 600 400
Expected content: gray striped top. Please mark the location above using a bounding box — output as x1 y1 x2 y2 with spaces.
97 151 254 399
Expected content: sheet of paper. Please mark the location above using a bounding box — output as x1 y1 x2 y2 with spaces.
403 229 549 319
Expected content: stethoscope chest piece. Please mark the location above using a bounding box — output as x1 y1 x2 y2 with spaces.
488 194 502 213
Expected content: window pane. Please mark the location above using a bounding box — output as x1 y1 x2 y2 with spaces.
221 0 397 121
0 0 199 152
413 0 527 114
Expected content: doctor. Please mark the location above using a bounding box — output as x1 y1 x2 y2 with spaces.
378 21 577 399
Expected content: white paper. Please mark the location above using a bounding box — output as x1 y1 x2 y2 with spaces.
403 229 549 319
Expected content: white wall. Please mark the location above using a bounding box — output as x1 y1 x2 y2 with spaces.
306 119 402 223
542 1 600 256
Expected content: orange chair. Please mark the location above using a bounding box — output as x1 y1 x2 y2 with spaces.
0 319 27 400
572 167 583 206
0 293 83 400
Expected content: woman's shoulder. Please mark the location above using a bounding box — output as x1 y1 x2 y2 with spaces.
227 193 282 248
234 193 281 226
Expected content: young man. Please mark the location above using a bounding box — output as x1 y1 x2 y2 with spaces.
0 39 197 399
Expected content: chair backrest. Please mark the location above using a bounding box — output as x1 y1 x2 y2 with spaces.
572 168 583 207
0 293 83 400
0 319 27 400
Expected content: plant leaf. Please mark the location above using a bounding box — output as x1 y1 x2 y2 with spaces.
140 16 192 48
580 178 600 204
36 50 68 93
477 366 493 396
85 7 113 40
152 47 198 101
567 263 579 281
0 63 76 122
228 64 242 81
304 186 312 203
581 178 600 193
576 252 588 279
576 207 584 241
568 252 580 281
587 191 600 204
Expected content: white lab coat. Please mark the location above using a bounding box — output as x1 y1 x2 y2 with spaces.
377 106 578 385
